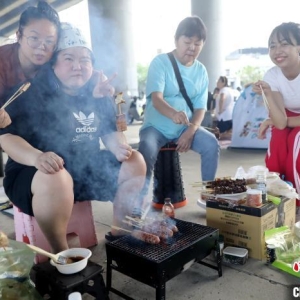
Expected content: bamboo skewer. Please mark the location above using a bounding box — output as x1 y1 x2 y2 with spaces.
117 104 122 115
125 216 144 227
122 220 143 228
260 85 270 110
111 225 132 233
188 123 215 131
125 215 143 222
1 82 31 110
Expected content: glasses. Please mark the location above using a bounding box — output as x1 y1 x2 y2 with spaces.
23 35 56 51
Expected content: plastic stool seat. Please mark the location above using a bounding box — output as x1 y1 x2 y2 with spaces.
30 260 109 300
152 143 187 209
13 201 98 263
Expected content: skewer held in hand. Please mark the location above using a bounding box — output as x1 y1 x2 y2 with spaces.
1 82 31 110
260 85 270 110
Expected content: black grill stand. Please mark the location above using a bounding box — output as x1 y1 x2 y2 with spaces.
152 143 187 209
30 261 109 300
106 221 222 300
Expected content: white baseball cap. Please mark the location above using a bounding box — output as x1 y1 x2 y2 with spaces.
57 22 92 52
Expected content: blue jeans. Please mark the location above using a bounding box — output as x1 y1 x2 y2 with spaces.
138 126 220 196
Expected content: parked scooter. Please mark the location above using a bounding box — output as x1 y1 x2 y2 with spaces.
127 96 145 124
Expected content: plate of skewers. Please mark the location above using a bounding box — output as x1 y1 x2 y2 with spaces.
193 177 254 204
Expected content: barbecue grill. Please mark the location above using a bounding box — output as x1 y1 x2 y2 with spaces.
106 218 222 300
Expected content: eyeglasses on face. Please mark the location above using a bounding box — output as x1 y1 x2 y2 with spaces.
22 35 56 51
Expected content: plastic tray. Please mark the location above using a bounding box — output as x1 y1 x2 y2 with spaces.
223 246 248 265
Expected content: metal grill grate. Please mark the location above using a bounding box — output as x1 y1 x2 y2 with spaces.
108 219 216 262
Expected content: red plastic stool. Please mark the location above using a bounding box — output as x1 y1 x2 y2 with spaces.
152 142 187 209
13 201 98 263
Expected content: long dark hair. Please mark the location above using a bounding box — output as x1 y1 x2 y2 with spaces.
268 22 300 47
18 1 60 37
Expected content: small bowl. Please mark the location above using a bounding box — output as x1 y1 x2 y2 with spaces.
50 248 92 274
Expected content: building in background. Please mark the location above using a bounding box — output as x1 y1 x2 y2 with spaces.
223 47 272 89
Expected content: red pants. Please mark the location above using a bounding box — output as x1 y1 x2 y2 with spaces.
266 110 300 207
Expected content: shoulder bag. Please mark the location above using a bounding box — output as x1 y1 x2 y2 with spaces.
167 52 194 113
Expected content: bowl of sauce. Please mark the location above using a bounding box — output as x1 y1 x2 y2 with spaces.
50 248 92 274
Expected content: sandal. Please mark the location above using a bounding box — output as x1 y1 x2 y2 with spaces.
105 232 125 242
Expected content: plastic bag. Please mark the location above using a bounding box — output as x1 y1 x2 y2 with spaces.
234 165 299 199
267 178 299 199
0 239 43 300
265 226 300 278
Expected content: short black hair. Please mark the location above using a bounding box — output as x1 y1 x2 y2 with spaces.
18 1 60 36
268 22 300 46
175 16 207 42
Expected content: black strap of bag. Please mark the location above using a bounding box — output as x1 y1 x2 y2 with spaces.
167 52 194 113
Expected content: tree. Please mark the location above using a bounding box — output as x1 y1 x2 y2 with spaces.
237 66 265 87
136 63 149 95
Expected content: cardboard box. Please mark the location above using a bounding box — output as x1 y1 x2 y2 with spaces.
206 197 296 260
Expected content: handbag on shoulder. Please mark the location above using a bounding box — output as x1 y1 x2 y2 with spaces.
167 52 194 113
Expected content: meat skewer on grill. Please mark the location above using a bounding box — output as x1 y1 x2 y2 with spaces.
111 225 161 244
124 216 178 238
131 230 161 244
142 224 173 239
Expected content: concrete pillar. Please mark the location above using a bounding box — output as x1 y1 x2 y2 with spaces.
87 0 138 96
191 0 225 92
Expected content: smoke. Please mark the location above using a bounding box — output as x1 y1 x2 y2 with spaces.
87 0 137 93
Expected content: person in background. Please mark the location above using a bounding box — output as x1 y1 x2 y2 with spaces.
215 76 235 140
202 88 218 129
253 22 300 221
138 16 220 203
207 89 217 114
0 1 61 128
212 87 220 102
210 87 220 117
0 23 146 252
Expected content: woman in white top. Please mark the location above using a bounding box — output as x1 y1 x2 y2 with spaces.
215 76 234 139
253 22 300 218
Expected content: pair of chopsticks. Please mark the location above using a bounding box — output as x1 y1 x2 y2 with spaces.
260 85 270 110
1 82 31 110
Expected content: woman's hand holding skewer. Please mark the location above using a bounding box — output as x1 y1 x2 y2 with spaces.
0 109 11 128
252 80 272 96
171 111 189 125
35 152 64 174
253 81 272 110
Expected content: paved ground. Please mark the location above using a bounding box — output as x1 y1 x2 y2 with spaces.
0 121 299 300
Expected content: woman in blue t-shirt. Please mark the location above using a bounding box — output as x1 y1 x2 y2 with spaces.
138 16 220 198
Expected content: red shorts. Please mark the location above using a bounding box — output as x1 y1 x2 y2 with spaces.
266 110 300 206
